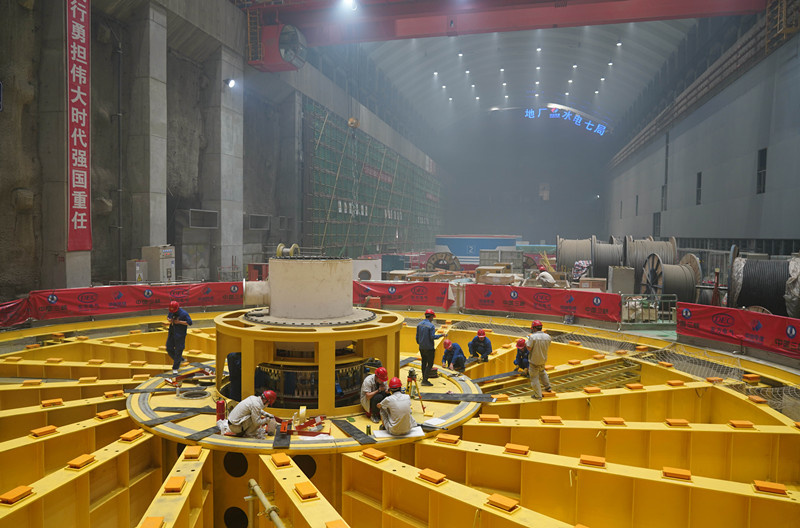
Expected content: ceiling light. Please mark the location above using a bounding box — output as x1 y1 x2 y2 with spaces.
224 78 236 88
434 71 438 76
608 62 613 66
535 81 539 85
476 96 480 100
471 84 475 88
449 97 453 101
502 82 507 86
568 80 573 83
442 85 446 89
465 70 470 74
500 68 504 72
536 66 541 70
535 93 539 97
595 90 599 94
600 77 605 81
536 47 542 52
343 0 357 10
565 92 569 95
490 107 500 111
616 41 622 46
572 64 577 69
505 95 509 98
458 52 463 57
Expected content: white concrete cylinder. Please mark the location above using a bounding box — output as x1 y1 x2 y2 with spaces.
243 280 270 306
269 258 353 319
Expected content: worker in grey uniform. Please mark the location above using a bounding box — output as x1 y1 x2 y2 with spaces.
361 366 389 422
227 390 277 437
525 320 553 400
378 377 417 435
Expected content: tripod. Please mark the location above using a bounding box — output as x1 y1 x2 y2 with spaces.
406 368 426 413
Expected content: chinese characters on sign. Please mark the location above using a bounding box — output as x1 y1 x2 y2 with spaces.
66 0 92 250
523 107 607 136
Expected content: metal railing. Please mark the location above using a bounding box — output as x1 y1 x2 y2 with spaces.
620 293 678 324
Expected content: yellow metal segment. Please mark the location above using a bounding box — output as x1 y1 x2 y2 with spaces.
413 437 800 527
341 450 571 527
136 448 212 527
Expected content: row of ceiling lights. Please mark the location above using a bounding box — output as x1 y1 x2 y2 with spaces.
433 41 620 102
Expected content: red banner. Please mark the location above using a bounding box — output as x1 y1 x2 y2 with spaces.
0 299 31 328
677 303 800 360
464 285 622 322
354 281 450 308
27 282 243 321
66 0 92 251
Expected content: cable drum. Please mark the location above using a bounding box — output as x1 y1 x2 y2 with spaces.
625 236 678 287
729 257 800 317
556 236 591 274
590 235 624 279
640 253 701 302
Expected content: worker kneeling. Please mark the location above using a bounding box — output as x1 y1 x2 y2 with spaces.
378 377 418 436
227 390 278 438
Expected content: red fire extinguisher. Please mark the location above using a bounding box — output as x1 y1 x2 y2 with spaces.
216 398 226 421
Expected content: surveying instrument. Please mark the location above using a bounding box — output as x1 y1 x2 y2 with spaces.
405 368 426 413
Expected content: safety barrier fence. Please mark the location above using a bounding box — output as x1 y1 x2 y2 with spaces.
3 284 798 363
677 302 800 361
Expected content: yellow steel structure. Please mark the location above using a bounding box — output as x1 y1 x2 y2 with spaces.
0 309 798 528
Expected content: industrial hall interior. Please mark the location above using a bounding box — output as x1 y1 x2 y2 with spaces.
2 1 800 528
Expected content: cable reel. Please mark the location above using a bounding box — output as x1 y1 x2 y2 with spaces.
425 252 461 272
276 243 300 257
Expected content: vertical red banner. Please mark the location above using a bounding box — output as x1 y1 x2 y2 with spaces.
66 0 92 251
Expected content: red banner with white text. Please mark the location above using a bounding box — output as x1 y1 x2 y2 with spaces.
677 303 800 360
66 0 92 250
464 285 621 322
353 281 450 308
0 299 31 328
27 283 243 321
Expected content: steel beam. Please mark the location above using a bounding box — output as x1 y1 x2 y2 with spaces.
247 0 767 46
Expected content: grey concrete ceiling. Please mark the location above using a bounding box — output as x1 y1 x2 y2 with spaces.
361 20 697 134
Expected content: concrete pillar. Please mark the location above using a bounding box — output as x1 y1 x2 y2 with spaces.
39 2 91 289
278 91 304 243
128 3 168 256
201 46 244 280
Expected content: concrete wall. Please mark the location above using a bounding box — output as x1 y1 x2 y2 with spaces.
606 34 800 241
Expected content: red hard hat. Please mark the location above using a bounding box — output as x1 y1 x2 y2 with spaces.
443 339 452 349
531 320 543 330
477 329 486 337
375 367 388 382
516 338 527 348
169 301 180 313
538 265 546 271
388 377 402 389
424 309 435 317
261 390 277 405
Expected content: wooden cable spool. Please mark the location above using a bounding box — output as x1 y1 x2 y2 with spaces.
625 235 678 287
640 253 702 302
425 252 461 272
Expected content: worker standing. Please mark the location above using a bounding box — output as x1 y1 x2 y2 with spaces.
442 339 466 373
513 338 529 375
525 320 553 399
166 300 193 374
378 377 418 435
468 329 492 362
227 390 277 438
361 366 389 422
416 309 437 386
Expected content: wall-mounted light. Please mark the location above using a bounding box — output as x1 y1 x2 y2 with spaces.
224 78 236 88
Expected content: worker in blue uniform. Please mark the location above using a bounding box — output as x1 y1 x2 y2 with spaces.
468 329 492 362
442 339 466 373
416 308 437 386
166 300 193 374
513 338 529 375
